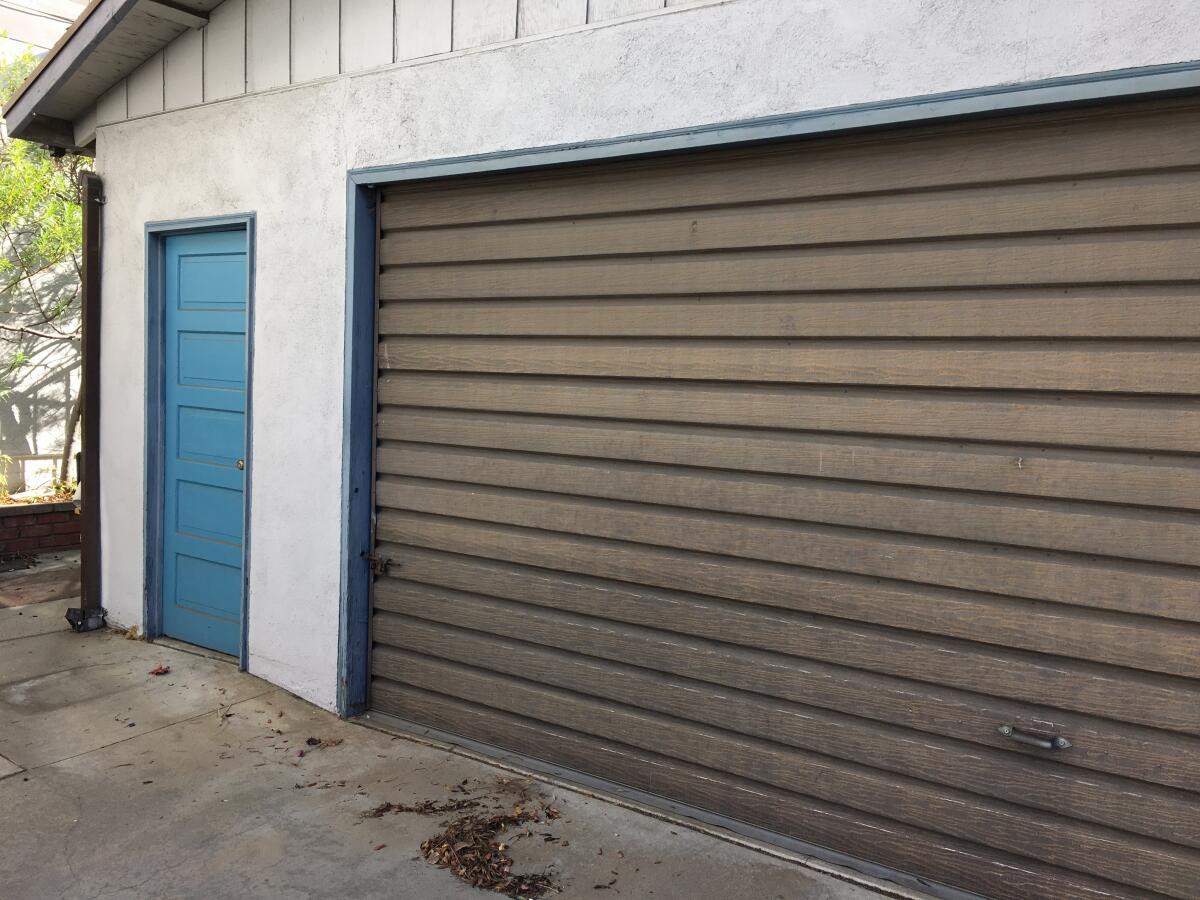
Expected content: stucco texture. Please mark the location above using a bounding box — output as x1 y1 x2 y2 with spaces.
94 0 1200 709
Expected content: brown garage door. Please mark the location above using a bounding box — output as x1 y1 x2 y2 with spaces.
369 96 1200 900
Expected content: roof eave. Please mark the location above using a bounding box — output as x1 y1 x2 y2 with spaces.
3 0 139 151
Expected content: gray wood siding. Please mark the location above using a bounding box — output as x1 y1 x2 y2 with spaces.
370 97 1200 900
89 0 701 129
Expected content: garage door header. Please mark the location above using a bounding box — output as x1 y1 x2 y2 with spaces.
352 60 1200 187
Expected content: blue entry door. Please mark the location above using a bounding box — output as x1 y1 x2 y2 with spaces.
161 229 248 655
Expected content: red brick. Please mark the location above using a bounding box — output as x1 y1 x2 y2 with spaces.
52 521 80 535
38 512 70 524
20 524 53 538
5 537 38 552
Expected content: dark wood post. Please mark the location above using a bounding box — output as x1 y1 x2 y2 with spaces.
79 171 102 612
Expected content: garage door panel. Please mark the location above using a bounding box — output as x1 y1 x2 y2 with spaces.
380 336 1200 394
376 538 1200 679
379 288 1200 338
373 624 1200 849
375 647 1200 898
370 100 1200 898
380 171 1200 265
373 547 1200 793
376 442 1200 564
379 100 1200 230
373 576 1200 735
380 231 1200 299
376 483 1199 622
380 373 1200 452
380 409 1200 510
374 682 1165 900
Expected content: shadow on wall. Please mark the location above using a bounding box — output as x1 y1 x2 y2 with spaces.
1 265 81 493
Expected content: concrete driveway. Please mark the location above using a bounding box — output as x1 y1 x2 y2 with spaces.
0 599 907 900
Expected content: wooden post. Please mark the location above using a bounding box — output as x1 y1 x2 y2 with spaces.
79 172 102 611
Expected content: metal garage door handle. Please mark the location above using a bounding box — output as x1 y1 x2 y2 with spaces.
998 724 1071 751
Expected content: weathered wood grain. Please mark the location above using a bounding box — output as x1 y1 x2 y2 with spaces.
374 650 1200 897
370 96 1200 900
372 575 1200 734
379 374 1200 452
372 543 1200 792
379 336 1200 394
375 483 1200 622
380 231 1200 299
378 287 1200 338
375 682 1160 900
380 171 1200 263
378 409 1200 510
376 442 1200 564
374 535 1200 677
373 629 1200 847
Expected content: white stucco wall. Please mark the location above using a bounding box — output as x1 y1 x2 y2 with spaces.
94 0 1200 709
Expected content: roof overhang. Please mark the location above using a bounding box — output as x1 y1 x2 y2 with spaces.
3 0 220 153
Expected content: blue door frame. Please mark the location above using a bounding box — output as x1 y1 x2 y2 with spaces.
146 214 256 669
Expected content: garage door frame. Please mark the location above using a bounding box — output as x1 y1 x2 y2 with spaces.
335 58 1200 897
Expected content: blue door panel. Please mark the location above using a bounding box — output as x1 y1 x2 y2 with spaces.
176 481 244 543
162 229 247 656
177 406 243 466
178 253 249 308
178 332 246 389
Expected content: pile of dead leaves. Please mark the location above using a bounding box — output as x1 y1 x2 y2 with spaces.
420 805 559 898
304 736 343 750
362 797 481 818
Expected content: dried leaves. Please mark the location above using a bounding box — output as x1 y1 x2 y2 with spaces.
420 806 559 898
362 797 482 818
304 736 344 750
364 778 560 897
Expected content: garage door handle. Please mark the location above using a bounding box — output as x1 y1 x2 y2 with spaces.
998 724 1071 751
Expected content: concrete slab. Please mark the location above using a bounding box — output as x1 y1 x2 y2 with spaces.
0 752 20 779
0 630 270 769
0 549 80 608
0 630 905 900
0 596 73 641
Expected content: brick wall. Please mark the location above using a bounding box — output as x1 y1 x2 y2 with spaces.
0 501 81 558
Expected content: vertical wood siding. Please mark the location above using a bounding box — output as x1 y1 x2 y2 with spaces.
246 0 289 91
203 0 246 101
163 26 202 110
369 97 1200 900
126 50 165 117
97 0 704 123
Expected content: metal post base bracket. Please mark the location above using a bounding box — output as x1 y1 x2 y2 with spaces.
65 606 107 633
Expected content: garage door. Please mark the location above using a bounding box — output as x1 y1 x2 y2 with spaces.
368 96 1200 900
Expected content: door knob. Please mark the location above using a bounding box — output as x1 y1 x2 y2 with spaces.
235 459 245 470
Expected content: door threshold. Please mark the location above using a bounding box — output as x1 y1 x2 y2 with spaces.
152 636 238 667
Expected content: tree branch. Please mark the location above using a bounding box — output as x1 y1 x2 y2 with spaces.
0 322 80 341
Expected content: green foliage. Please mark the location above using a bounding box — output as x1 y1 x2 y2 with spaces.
0 45 34 104
0 50 87 313
0 46 91 484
